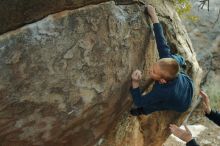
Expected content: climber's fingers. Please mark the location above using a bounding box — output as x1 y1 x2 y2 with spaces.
138 71 142 80
131 70 138 80
131 69 142 81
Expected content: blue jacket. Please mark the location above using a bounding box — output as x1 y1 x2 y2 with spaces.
130 23 194 114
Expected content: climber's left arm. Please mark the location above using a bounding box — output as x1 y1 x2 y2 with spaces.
153 23 173 59
147 5 188 67
146 5 172 59
154 23 187 70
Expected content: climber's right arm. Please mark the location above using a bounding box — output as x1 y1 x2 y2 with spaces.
142 77 154 91
146 5 172 59
153 23 172 58
130 87 158 107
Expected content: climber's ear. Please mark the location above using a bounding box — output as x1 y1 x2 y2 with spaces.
159 78 167 84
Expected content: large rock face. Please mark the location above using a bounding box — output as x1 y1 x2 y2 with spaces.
0 1 202 146
0 0 111 35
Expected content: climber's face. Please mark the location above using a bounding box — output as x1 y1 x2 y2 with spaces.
149 63 161 80
149 63 167 84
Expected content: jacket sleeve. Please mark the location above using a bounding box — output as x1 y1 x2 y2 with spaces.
129 87 163 107
153 23 172 59
171 54 186 67
186 139 200 146
205 110 220 126
130 85 167 107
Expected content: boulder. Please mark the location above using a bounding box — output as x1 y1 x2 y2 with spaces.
0 0 202 146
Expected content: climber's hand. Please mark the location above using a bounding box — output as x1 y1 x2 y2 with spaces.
146 5 159 23
169 124 192 143
200 90 211 114
131 69 142 81
131 69 142 88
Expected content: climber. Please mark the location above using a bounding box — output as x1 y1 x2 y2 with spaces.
129 5 194 115
170 91 220 146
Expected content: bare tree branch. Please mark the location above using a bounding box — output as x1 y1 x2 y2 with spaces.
212 9 220 28
198 0 210 11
